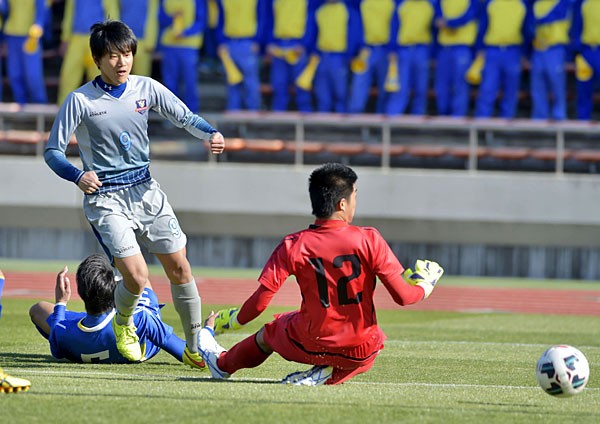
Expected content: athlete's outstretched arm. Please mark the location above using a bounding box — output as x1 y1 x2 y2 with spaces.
380 274 426 306
213 284 276 333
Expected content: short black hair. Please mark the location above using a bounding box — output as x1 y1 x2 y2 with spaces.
308 163 357 218
89 20 137 61
76 254 117 315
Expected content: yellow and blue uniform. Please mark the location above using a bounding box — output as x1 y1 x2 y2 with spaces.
57 0 118 104
348 0 396 114
310 0 361 113
216 0 268 111
266 0 317 112
386 0 437 116
530 0 570 121
474 0 534 118
434 0 478 117
570 0 600 120
112 0 159 77
4 0 49 104
0 1 7 101
201 0 219 61
158 0 206 113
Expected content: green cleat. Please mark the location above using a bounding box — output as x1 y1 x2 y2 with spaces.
1 368 31 393
112 318 143 362
182 347 207 370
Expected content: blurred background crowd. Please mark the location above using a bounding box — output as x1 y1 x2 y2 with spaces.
1 0 599 120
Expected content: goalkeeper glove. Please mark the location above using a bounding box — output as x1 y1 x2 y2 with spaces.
403 259 444 299
213 307 244 334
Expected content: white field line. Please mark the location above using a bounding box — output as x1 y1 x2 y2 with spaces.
385 340 600 351
7 368 599 392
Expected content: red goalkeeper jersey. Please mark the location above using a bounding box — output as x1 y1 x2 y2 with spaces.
257 219 425 352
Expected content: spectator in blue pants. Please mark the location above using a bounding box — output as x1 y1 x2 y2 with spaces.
4 0 49 104
116 0 159 77
265 0 317 112
386 0 436 116
474 0 534 119
348 0 396 114
570 0 600 121
159 0 206 113
308 0 360 113
0 0 6 101
215 0 267 111
530 0 571 121
434 0 479 117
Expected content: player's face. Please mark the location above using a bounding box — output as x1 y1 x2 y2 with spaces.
96 50 133 86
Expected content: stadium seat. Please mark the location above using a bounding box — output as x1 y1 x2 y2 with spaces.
571 149 600 163
486 147 531 161
1 130 44 144
446 145 489 159
283 140 325 154
324 142 366 156
364 143 407 156
244 139 285 153
529 147 573 162
405 144 448 158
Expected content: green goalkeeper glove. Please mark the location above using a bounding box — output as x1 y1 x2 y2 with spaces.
403 259 444 299
213 307 244 334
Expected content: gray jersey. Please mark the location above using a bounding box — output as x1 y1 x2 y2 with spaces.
45 75 216 192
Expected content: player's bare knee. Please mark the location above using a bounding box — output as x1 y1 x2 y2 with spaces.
29 302 49 325
165 262 192 284
28 303 40 321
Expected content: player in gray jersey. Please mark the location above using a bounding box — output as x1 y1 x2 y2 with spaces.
44 20 225 368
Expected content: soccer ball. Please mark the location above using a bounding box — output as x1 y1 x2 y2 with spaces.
536 345 590 397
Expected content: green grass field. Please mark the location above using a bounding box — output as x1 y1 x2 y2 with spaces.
1 262 599 423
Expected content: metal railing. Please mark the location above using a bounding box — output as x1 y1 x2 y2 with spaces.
1 103 599 174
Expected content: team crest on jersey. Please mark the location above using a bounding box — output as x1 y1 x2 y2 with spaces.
135 99 149 114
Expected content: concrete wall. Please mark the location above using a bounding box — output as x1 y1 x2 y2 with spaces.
2 156 600 278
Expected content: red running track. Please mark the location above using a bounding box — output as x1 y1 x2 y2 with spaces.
3 271 600 316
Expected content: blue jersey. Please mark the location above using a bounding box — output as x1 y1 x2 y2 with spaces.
47 288 179 363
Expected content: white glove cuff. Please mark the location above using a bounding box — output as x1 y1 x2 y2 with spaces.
416 281 433 299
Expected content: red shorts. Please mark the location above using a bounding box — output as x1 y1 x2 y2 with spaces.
262 311 383 385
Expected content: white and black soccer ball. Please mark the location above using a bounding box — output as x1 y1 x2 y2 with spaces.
536 345 590 397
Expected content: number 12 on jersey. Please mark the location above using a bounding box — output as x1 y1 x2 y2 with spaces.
309 254 363 308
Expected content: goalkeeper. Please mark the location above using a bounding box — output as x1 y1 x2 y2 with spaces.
197 163 444 386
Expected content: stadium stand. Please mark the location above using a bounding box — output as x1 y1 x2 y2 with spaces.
0 2 599 175
2 106 600 174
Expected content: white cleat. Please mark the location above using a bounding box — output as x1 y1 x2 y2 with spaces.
281 365 333 386
197 327 230 379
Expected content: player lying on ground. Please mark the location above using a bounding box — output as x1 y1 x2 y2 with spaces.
0 269 31 393
196 163 444 385
29 254 185 364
